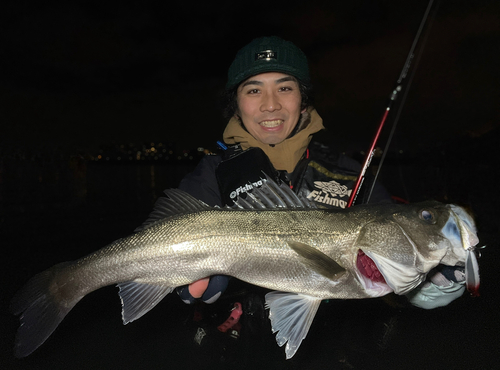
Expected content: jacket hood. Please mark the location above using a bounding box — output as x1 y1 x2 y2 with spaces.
222 107 325 173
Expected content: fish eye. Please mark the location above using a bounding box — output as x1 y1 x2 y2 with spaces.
419 209 436 224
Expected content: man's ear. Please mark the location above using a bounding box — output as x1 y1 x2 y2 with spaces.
233 114 243 126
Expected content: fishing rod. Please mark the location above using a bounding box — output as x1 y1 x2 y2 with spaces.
347 0 436 208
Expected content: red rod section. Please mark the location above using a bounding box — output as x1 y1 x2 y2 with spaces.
347 107 390 208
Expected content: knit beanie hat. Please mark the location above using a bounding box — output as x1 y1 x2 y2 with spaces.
226 36 310 90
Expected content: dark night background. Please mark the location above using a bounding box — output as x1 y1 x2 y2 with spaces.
1 0 498 152
1 1 499 369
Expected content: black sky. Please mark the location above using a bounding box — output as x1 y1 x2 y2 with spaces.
1 0 499 153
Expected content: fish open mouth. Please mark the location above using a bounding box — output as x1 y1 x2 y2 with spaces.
357 249 386 284
356 249 393 296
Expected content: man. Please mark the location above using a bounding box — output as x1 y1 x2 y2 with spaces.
176 36 465 310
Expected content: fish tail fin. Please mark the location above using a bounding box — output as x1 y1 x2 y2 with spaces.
10 262 82 358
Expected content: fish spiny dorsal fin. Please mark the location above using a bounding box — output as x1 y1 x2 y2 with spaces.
232 172 317 210
138 174 315 230
135 189 211 232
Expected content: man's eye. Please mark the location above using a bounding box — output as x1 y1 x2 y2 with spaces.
279 86 292 92
247 89 259 94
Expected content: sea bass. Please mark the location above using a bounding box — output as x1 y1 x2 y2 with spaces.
11 178 480 359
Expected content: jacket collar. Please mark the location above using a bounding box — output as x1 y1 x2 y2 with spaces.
222 107 325 173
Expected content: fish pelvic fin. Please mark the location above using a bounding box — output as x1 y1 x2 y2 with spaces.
10 262 81 358
118 281 174 324
287 241 346 280
265 291 322 359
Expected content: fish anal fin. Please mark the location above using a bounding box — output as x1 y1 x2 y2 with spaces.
118 282 174 324
265 291 322 359
287 241 346 279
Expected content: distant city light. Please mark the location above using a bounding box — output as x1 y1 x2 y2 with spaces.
34 141 212 164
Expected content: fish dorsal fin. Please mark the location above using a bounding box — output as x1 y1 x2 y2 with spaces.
135 189 211 232
118 281 174 324
287 241 346 279
137 174 314 229
232 173 317 210
265 291 322 359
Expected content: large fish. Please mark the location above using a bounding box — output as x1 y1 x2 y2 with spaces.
11 178 480 359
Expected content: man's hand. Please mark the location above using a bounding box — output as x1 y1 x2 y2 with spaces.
188 277 210 298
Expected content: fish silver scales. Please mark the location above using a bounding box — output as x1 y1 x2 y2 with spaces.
170 209 358 293
11 179 480 360
99 208 355 297
35 209 347 304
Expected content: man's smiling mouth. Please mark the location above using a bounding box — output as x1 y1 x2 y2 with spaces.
260 119 284 128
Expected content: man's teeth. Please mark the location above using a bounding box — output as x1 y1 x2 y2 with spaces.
260 120 283 128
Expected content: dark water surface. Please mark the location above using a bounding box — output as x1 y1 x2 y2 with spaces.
1 161 498 369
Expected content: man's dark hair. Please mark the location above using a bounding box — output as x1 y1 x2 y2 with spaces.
221 79 314 120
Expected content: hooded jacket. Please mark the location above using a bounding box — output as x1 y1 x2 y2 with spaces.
178 108 391 208
222 108 324 173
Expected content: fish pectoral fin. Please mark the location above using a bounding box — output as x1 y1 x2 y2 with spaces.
265 291 322 359
117 282 174 324
287 241 346 279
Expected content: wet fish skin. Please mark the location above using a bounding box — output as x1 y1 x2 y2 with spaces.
11 183 479 359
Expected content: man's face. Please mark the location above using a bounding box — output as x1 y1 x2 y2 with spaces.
236 72 305 145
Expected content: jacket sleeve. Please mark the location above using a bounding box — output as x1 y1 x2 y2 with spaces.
178 155 223 207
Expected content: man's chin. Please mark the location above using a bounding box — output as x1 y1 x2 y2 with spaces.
260 137 286 146
256 131 288 146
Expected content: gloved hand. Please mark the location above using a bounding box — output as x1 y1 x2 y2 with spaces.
406 266 466 309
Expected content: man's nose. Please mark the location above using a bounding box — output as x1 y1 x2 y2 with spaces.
260 92 282 112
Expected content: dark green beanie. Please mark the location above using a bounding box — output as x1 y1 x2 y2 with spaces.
226 36 310 90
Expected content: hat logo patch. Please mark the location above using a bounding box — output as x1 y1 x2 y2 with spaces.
255 50 277 61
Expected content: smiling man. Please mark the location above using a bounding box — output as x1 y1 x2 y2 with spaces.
236 72 305 145
175 35 390 307
173 36 465 325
